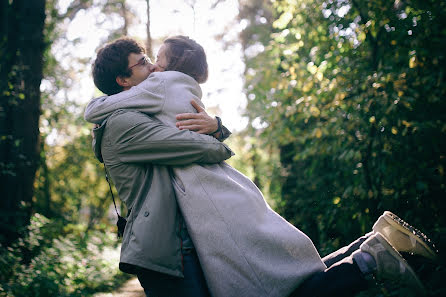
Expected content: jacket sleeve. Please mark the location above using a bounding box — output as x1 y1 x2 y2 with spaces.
217 125 232 142
84 74 166 124
107 110 234 165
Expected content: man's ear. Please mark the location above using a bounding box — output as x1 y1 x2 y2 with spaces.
116 76 130 87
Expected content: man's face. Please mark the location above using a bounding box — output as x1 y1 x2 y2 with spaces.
124 52 155 88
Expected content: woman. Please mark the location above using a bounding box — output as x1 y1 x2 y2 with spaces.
85 36 434 297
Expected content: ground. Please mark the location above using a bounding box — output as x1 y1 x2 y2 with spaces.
93 278 145 297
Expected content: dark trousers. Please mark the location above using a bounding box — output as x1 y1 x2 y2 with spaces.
138 233 373 297
291 232 372 297
137 249 211 297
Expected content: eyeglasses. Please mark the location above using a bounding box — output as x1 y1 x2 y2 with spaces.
128 55 151 70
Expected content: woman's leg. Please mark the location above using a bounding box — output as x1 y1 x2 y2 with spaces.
322 232 373 267
323 211 438 268
289 256 369 297
137 249 211 297
290 232 425 297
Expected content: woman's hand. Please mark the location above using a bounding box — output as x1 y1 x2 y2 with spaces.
176 100 219 135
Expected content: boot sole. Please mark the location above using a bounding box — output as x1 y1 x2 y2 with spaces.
376 211 438 260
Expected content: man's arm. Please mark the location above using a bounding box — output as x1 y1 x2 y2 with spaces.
107 110 234 166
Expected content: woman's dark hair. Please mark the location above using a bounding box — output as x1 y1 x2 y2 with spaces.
92 37 145 95
164 36 208 84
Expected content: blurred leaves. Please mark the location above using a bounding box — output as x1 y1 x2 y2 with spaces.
239 0 445 295
0 214 127 297
1 0 130 295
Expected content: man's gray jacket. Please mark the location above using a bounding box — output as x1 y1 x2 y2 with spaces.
91 109 233 277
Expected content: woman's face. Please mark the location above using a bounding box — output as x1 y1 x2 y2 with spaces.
154 44 168 72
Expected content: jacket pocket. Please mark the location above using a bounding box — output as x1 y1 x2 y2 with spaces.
169 169 185 194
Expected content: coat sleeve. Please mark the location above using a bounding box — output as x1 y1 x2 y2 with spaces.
84 74 166 124
107 110 234 165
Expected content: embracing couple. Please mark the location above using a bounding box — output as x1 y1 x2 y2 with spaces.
84 36 437 297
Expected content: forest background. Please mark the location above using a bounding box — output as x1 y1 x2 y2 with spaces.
1 0 445 296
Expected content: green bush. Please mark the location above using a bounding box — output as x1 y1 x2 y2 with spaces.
0 214 128 297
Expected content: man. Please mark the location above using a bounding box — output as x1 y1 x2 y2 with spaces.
88 37 230 296
87 37 437 297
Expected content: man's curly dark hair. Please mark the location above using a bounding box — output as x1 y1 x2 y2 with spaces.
92 37 145 95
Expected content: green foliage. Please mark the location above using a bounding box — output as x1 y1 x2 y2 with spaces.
0 214 128 297
34 0 124 228
240 0 446 295
7 1 135 294
35 106 113 226
225 130 282 206
2 1 141 295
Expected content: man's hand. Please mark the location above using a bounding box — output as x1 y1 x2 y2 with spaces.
176 99 218 135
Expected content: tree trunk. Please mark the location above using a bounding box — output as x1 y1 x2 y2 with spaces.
145 0 153 58
0 0 46 246
121 0 129 36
